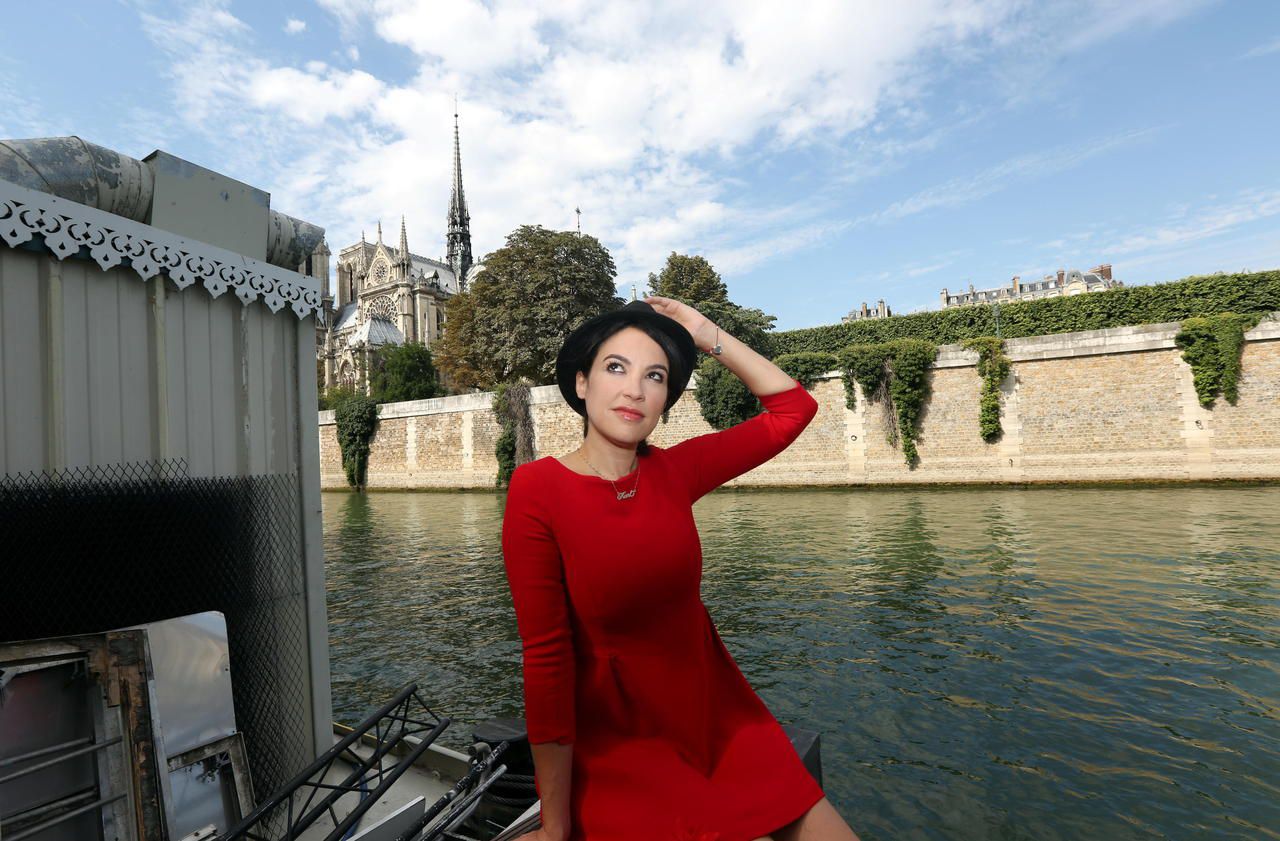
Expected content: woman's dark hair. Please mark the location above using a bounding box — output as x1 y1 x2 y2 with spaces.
575 318 686 455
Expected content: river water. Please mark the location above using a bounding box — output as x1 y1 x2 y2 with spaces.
323 486 1280 840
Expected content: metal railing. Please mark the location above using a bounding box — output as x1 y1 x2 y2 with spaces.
221 683 509 841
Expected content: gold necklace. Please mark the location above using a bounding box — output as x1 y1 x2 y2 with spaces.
580 452 640 500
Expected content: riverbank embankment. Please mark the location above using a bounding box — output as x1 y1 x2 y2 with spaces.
319 316 1280 490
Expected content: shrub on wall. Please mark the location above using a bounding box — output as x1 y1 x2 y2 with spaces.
335 393 378 490
694 357 761 430
774 352 839 390
772 270 1280 355
838 339 938 466
961 337 1012 442
493 381 535 487
1174 313 1260 408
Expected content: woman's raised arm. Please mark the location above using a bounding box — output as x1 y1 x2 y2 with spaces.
645 295 797 397
644 296 819 501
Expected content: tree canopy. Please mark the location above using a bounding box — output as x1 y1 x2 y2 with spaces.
434 225 622 389
642 252 779 430
368 341 441 403
647 253 730 304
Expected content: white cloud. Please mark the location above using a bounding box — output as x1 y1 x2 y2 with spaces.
877 127 1160 221
1106 189 1280 257
284 18 307 35
133 0 1211 296
1243 37 1280 59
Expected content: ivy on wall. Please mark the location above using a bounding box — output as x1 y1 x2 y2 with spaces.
837 339 938 466
961 337 1011 442
774 352 839 390
334 393 379 490
772 270 1280 356
1174 313 1260 408
494 381 535 487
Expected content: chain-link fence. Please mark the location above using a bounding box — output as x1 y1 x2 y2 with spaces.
0 459 312 799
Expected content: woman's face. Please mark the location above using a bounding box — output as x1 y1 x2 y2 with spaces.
576 326 670 447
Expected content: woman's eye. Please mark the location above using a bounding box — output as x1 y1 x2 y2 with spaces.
606 361 623 372
648 372 665 382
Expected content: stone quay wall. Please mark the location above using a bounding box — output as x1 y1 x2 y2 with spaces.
319 316 1280 489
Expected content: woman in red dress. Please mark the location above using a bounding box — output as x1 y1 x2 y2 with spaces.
502 296 861 841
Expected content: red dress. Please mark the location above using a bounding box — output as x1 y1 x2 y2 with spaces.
502 379 824 841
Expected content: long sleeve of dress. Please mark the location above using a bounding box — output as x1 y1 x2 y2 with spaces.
665 377 819 502
501 463 576 745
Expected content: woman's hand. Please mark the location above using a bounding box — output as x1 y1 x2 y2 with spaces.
644 296 717 353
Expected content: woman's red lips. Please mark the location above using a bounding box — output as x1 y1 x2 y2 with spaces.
613 407 644 421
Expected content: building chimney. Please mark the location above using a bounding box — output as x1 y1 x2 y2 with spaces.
1056 269 1065 285
1012 275 1021 293
940 288 949 307
1090 263 1112 281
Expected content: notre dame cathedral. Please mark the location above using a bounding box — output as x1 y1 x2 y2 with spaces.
317 115 476 391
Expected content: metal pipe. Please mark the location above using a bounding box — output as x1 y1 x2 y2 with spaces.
0 787 95 823
0 136 153 221
2 792 126 841
0 736 93 768
0 736 122 785
0 135 324 269
409 744 510 841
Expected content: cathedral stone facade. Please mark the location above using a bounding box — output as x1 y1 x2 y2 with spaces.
317 116 475 391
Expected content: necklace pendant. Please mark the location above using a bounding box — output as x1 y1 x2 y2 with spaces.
616 488 636 500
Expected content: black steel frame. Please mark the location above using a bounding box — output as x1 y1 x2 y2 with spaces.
221 683 501 841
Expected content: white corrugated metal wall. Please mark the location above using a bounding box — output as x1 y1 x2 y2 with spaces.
0 244 330 758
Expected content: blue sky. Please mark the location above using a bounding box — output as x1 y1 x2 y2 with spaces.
3 1 1279 329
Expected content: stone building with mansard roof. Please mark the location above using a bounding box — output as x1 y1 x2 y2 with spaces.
317 113 478 390
940 264 1122 309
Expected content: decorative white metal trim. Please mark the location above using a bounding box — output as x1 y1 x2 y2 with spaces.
0 179 321 319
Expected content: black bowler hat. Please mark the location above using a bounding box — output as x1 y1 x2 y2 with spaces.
555 300 699 418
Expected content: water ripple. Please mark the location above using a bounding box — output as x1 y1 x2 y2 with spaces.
324 485 1280 841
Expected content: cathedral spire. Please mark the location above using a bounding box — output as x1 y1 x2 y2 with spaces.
446 104 473 289
398 215 410 263
376 219 383 245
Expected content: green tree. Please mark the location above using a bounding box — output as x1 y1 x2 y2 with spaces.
647 253 730 304
368 341 440 403
434 289 485 390
436 225 621 389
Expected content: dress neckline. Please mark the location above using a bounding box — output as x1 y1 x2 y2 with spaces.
550 452 643 483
